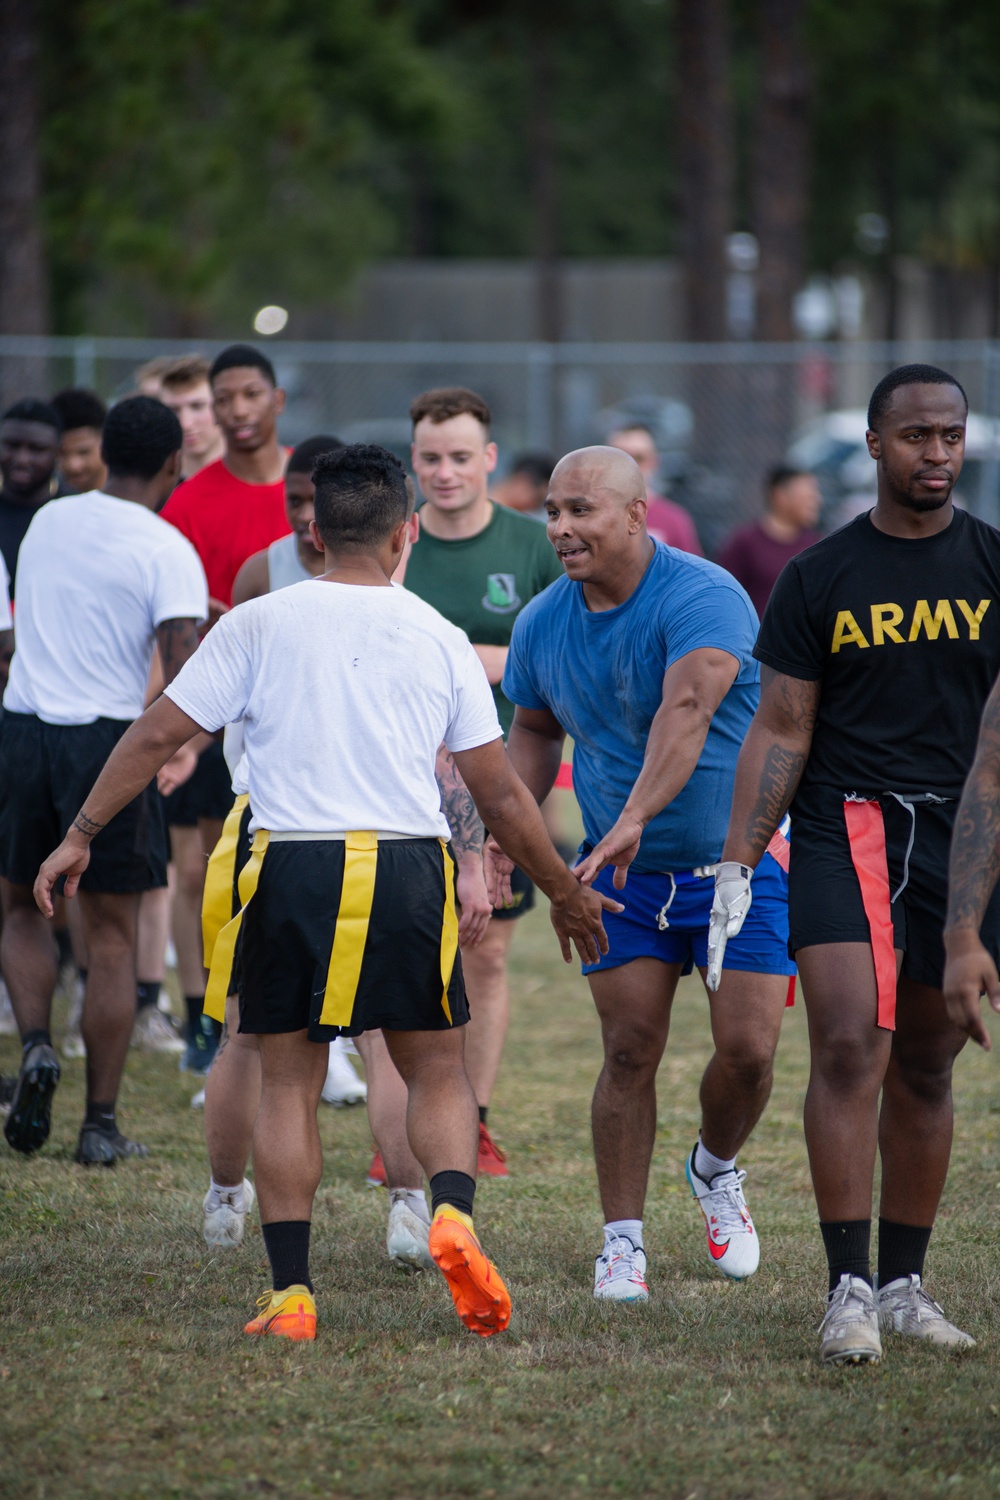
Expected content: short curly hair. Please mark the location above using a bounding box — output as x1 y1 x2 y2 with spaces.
409 387 490 431
101 396 182 479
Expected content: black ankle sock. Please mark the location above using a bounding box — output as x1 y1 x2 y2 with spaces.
430 1170 476 1219
85 1101 116 1132
136 980 161 1014
200 1013 223 1042
877 1218 932 1287
78 967 88 988
262 1221 313 1292
22 1028 52 1053
185 995 204 1034
478 1106 488 1126
55 926 73 967
820 1219 872 1293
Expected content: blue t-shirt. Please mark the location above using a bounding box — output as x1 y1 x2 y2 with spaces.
503 543 760 871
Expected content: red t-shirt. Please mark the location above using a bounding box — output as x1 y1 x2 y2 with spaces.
161 459 290 607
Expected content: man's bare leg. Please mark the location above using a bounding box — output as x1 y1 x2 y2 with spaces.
462 919 516 1108
698 968 788 1158
204 993 260 1187
588 957 679 1221
798 942 894 1292
382 1025 510 1334
355 1029 423 1187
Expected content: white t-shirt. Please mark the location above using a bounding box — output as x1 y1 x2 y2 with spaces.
164 579 502 836
0 558 11 631
4 492 208 725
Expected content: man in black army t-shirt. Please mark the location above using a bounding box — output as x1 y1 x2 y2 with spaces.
707 365 1000 1365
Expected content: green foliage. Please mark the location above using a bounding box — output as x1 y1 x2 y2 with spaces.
39 0 455 331
31 0 1000 332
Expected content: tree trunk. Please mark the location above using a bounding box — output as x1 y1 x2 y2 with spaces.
0 0 50 404
675 0 734 342
755 0 809 342
530 27 561 344
752 0 811 341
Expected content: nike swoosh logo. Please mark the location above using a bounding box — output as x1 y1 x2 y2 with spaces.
708 1236 730 1260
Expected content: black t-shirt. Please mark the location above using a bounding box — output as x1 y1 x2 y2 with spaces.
0 490 50 597
755 508 1000 799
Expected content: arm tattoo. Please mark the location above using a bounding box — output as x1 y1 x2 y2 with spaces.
155 617 201 685
946 697 1000 931
72 810 106 839
764 666 819 733
742 744 805 853
436 748 484 858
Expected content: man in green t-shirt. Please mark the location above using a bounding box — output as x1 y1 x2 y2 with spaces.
405 387 564 1176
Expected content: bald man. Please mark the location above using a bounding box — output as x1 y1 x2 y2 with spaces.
490 447 794 1300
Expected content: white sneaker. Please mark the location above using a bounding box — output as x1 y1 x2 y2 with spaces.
203 1178 255 1247
0 979 17 1037
819 1275 882 1365
190 1087 206 1109
875 1274 975 1349
321 1037 367 1106
594 1236 649 1302
685 1148 760 1280
386 1193 434 1273
132 1005 185 1054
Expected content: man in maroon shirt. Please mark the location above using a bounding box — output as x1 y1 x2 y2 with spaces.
716 466 822 618
607 423 703 555
159 344 290 1073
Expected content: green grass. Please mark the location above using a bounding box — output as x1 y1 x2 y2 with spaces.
3 908 1000 1499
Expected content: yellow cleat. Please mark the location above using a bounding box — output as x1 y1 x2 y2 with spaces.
428 1205 511 1338
244 1284 316 1341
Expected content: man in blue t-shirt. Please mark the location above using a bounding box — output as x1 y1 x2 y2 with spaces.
493 445 794 1302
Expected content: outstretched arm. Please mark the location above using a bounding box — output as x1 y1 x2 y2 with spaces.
454 736 621 965
35 696 205 915
435 744 491 948
720 667 820 866
575 647 740 888
485 704 566 905
942 676 1000 1049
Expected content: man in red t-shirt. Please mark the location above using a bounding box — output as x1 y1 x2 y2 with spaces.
160 344 291 1074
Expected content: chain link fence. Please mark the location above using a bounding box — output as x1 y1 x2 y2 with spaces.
3 335 998 551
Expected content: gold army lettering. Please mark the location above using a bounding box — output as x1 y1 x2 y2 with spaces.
830 599 992 653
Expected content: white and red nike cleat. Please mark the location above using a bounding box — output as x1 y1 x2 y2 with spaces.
685 1146 760 1280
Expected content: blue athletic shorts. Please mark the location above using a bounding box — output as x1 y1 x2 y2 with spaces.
581 848 794 978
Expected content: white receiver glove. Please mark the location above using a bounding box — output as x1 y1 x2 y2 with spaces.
706 862 753 992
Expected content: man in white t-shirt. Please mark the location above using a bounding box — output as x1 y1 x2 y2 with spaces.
35 443 618 1343
1 397 208 1166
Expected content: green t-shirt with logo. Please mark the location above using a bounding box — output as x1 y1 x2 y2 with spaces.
405 502 563 737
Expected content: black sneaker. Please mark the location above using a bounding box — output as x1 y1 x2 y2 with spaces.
74 1124 150 1167
4 1043 60 1154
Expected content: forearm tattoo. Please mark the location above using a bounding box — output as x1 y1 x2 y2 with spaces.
72 811 106 839
155 617 201 684
436 748 484 857
741 744 805 854
947 702 1000 931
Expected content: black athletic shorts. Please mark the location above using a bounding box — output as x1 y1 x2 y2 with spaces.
163 738 233 828
491 862 535 922
0 711 167 894
788 786 1000 990
237 836 469 1042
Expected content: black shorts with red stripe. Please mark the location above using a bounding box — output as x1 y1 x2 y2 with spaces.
787 785 1000 990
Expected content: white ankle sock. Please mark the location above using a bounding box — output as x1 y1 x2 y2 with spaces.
209 1177 245 1208
604 1218 644 1252
694 1138 737 1182
391 1187 430 1225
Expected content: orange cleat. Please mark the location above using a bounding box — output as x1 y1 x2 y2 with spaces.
477 1122 508 1178
428 1205 511 1338
366 1149 387 1187
244 1284 317 1341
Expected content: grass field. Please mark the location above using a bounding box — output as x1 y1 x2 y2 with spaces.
3 905 1000 1499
